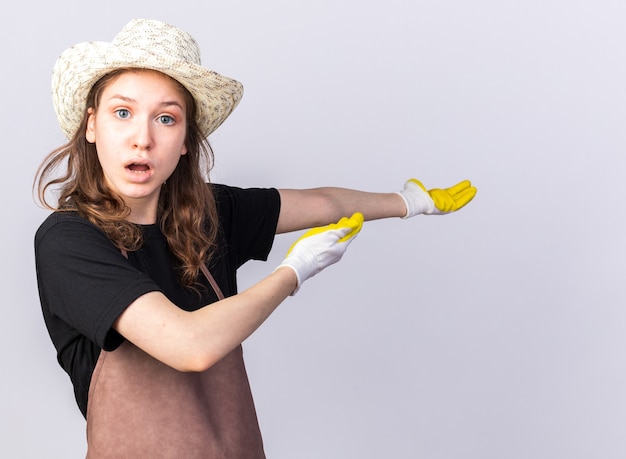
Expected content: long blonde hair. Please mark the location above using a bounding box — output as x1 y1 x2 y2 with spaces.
35 69 219 288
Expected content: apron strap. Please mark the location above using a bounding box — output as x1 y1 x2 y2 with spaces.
199 263 225 300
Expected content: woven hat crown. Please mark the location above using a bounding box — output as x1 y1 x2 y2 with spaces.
52 19 243 139
112 19 202 66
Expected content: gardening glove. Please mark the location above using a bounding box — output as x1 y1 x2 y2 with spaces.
277 212 364 295
396 179 477 218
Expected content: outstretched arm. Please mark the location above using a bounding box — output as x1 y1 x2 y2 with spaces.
276 187 405 233
276 178 477 233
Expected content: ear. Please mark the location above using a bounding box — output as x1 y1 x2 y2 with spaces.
181 144 188 156
85 108 96 143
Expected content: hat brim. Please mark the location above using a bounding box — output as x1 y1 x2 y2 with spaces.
52 41 243 139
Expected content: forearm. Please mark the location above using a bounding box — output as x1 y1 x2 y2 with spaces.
186 267 297 369
115 267 297 372
277 187 406 233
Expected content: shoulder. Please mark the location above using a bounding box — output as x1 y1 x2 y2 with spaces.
34 211 115 259
36 211 102 241
208 183 280 227
209 183 280 212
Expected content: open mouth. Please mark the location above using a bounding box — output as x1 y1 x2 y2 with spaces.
127 163 150 172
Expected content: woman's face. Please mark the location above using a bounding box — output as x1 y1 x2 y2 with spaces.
86 69 188 224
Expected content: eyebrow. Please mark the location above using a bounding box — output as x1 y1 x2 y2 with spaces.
107 95 184 110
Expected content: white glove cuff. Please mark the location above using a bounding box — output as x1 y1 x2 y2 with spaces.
395 182 435 218
273 264 302 296
394 192 412 219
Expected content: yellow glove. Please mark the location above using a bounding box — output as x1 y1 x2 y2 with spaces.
396 179 477 218
277 212 364 295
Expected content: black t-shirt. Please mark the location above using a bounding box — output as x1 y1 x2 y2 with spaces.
34 184 281 417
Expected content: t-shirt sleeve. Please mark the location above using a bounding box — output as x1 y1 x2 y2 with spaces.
35 213 161 350
211 184 281 269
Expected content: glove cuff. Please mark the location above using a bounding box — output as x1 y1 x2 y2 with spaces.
396 181 435 218
394 191 411 219
273 264 301 296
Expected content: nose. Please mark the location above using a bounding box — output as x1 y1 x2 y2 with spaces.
133 119 153 151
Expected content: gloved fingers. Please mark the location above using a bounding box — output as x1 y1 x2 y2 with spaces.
301 212 363 243
336 212 364 243
443 180 473 196
450 185 477 209
429 188 476 212
430 180 477 213
286 212 364 255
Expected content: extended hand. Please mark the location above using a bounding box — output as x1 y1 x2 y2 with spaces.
396 179 477 218
277 212 364 294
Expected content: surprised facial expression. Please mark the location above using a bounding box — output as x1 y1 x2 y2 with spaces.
86 69 189 224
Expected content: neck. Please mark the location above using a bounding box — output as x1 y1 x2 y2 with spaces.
125 197 159 225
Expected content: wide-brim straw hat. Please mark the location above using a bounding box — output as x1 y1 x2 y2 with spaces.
52 18 243 140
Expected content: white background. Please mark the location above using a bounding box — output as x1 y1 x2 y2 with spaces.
2 1 625 458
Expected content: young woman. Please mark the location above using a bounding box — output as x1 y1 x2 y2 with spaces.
34 18 476 458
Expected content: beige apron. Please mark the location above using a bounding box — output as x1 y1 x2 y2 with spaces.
85 264 266 458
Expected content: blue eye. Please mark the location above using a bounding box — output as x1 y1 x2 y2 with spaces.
116 109 130 119
159 115 175 125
